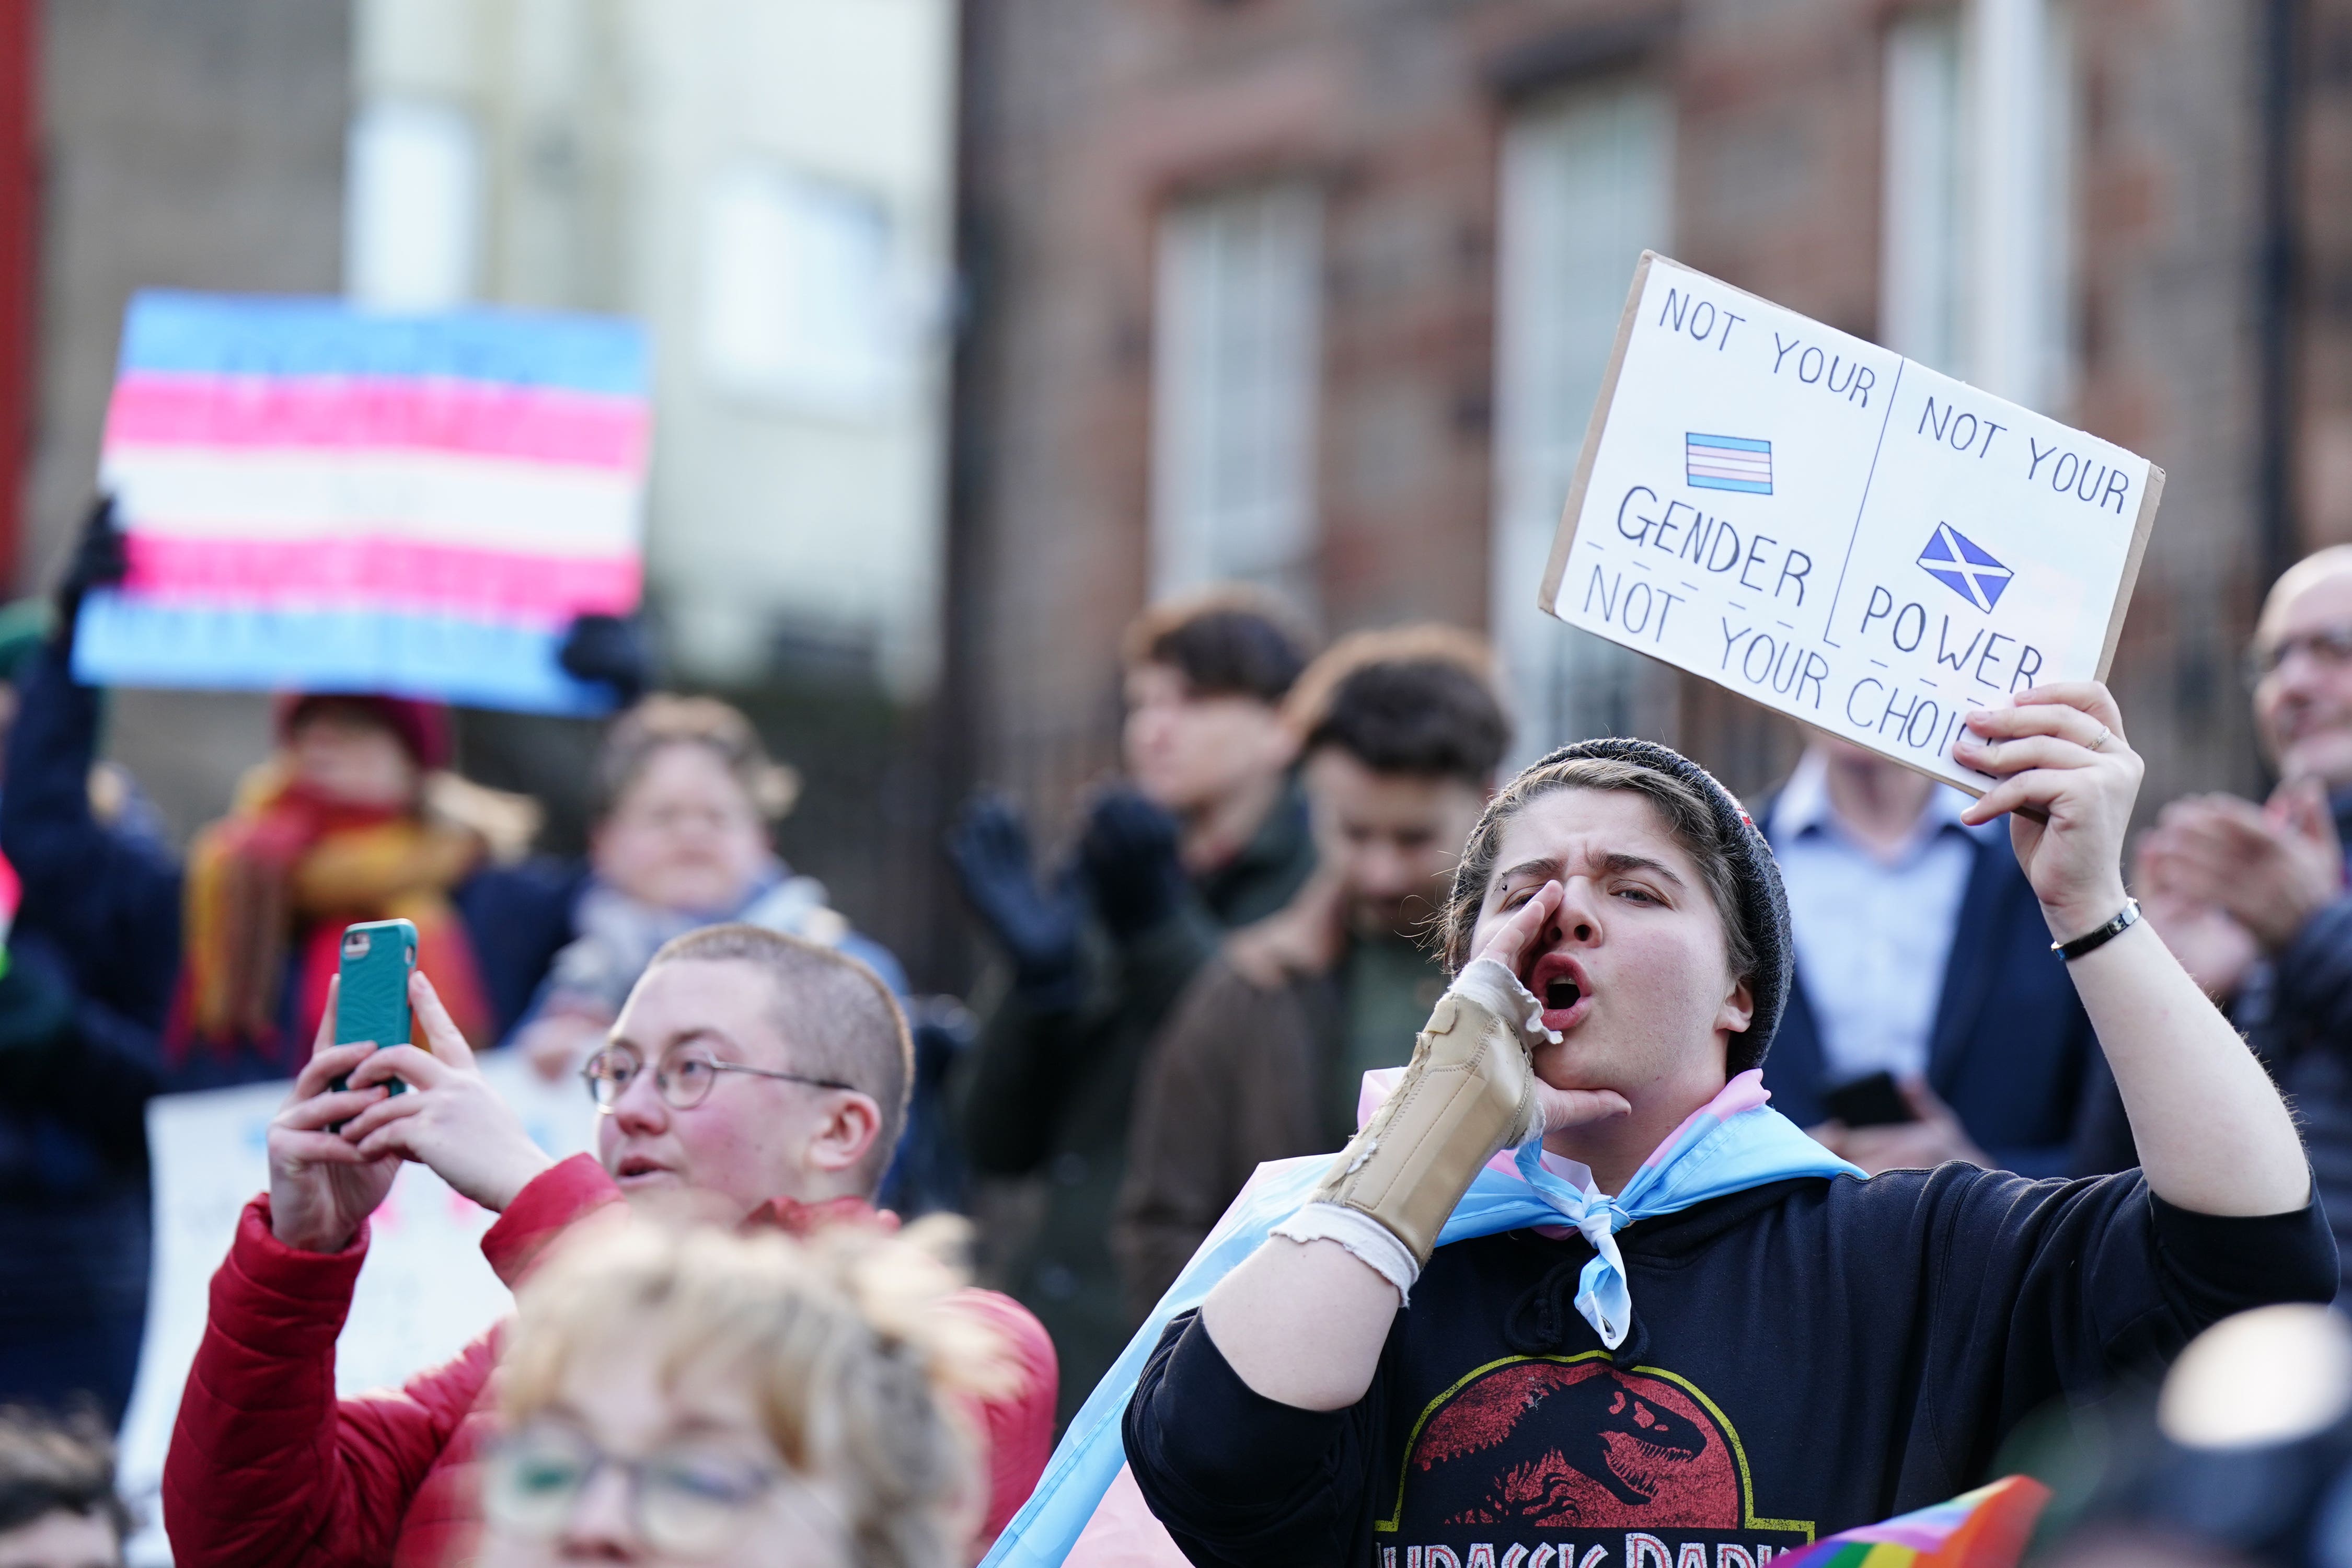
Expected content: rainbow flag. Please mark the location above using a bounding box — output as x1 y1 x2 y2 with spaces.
1771 1477 2050 1568
73 291 650 715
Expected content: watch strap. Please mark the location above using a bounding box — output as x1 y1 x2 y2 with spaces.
2054 898 2142 961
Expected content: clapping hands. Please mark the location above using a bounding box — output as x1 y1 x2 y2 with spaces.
2142 780 2344 949
948 792 1084 993
2128 777 2342 1002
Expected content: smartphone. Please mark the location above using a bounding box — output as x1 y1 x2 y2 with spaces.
1821 1069 1916 1128
327 918 419 1119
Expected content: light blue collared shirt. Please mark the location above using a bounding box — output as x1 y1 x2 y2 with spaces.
1769 752 1994 1085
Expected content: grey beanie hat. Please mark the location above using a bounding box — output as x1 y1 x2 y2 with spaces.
1517 737 1793 1073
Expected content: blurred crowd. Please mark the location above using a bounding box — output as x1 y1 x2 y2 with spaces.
2 499 2352 1568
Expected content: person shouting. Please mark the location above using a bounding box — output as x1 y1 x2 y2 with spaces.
161 925 1055 1568
1124 685 2332 1566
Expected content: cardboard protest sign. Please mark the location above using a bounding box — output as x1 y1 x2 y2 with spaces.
1541 253 2161 792
75 291 652 716
113 1055 598 1566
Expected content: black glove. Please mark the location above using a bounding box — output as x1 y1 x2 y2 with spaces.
947 791 1083 997
1080 788 1187 942
53 494 129 644
559 613 652 707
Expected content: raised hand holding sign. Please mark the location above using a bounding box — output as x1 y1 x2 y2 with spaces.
1541 253 2162 793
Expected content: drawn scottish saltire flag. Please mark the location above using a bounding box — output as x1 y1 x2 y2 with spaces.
1917 522 2014 614
73 292 650 714
1685 432 1773 494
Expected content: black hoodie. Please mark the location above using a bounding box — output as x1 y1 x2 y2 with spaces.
1124 1165 2335 1568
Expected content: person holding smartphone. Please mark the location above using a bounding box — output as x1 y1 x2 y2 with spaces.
1122 685 2333 1567
159 924 1055 1568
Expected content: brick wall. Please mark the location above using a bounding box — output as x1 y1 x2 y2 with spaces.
2302 0 2352 550
955 0 2280 831
22 0 350 844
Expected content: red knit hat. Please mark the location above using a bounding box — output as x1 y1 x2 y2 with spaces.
275 691 453 771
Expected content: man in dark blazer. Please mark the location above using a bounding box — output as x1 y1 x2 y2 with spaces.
1759 737 2116 1177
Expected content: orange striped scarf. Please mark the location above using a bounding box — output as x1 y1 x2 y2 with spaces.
173 760 494 1067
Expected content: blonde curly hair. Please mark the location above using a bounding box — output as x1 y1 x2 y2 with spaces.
499 1217 1011 1568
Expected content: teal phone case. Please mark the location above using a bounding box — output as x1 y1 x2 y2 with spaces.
330 918 418 1106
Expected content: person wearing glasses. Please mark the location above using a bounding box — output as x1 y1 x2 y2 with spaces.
506 693 909 1086
156 924 1055 1568
482 1218 1009 1568
2135 544 2352 1292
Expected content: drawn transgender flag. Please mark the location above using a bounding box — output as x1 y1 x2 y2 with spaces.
1685 432 1774 495
74 291 651 714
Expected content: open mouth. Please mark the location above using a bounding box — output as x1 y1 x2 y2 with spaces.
1529 953 1594 1028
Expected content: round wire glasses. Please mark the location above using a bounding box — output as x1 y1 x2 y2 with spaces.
580 1045 855 1113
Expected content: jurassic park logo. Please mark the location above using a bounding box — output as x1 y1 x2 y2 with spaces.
1376 1353 1813 1567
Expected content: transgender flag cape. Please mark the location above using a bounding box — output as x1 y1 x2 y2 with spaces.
981 1069 1861 1568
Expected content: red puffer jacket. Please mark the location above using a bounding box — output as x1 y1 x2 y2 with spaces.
161 1155 1058 1568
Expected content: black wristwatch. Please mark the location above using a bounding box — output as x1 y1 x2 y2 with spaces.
2053 899 2142 961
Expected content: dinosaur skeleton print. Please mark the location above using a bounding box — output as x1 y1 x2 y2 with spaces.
1376 1353 1813 1567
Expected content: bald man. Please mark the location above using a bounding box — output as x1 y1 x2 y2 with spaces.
2139 546 2352 1291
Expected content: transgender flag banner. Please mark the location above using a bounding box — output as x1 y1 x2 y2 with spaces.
73 291 651 714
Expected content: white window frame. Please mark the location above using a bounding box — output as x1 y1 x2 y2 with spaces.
697 158 916 420
344 97 483 312
1880 0 2077 412
1149 182 1325 612
1489 78 1677 765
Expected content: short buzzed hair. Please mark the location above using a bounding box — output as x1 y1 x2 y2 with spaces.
645 925 913 1191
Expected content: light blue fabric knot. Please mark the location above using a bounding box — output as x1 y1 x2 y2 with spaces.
1507 1080 1861 1348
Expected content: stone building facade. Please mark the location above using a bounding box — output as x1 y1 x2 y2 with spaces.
2299 1 2352 551
949 0 2291 836
17 0 350 835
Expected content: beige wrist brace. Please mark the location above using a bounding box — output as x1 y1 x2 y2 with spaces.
1305 958 1555 1267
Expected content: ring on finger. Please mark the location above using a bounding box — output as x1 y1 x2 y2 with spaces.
2089 723 2115 753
